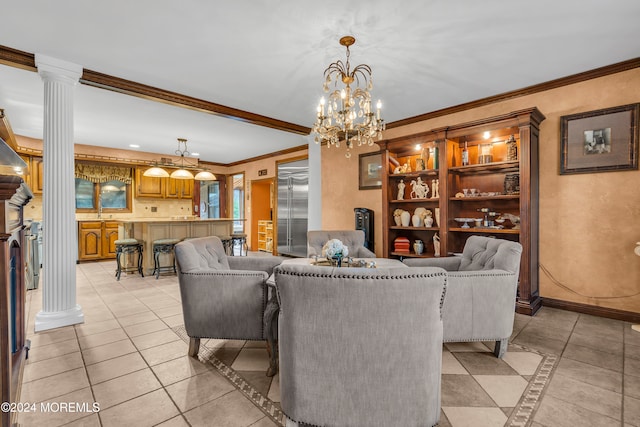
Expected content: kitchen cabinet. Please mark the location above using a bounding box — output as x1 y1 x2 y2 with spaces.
135 167 193 199
78 220 120 261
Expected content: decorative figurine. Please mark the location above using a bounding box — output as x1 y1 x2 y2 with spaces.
410 177 429 199
397 179 405 200
431 179 439 199
433 233 441 257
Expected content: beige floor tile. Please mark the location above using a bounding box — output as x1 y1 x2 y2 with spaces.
153 305 183 318
151 355 210 386
231 348 270 371
75 318 121 337
17 387 98 427
27 326 76 347
92 368 162 409
563 343 624 372
627 357 640 378
474 375 529 407
131 328 180 350
161 313 185 328
166 370 235 412
184 390 265 427
140 339 188 366
267 373 280 403
116 310 160 326
23 351 84 383
555 358 622 393
110 305 152 318
99 389 180 427
82 339 137 365
156 415 190 427
442 351 468 374
442 407 507 427
625 395 640 426
28 338 81 363
20 367 89 403
78 327 128 350
123 318 170 337
534 395 621 427
250 417 279 427
546 373 622 420
502 350 543 376
445 342 491 352
626 374 640 400
64 413 101 426
86 352 148 384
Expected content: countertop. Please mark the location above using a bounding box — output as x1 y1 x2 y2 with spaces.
77 217 244 223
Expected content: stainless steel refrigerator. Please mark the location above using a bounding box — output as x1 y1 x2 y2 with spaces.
277 159 308 257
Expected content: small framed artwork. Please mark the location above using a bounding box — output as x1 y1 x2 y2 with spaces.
560 103 639 174
359 151 382 190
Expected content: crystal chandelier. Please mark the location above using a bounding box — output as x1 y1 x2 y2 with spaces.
143 138 216 180
312 36 385 158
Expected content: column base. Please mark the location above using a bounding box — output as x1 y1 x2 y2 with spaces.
34 304 84 332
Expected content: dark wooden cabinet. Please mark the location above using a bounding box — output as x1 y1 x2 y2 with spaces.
78 220 120 261
0 176 32 427
379 108 545 315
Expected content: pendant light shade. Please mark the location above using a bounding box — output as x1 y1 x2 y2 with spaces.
143 166 170 178
170 168 194 179
194 170 216 181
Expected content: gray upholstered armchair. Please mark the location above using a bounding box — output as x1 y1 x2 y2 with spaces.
174 236 284 357
403 235 522 358
274 264 447 427
307 229 375 258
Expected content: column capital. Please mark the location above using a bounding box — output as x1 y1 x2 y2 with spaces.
35 53 82 84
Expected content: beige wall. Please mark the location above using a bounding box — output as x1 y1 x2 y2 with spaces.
321 68 640 314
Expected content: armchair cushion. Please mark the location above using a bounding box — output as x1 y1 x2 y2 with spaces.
307 229 375 258
174 236 230 272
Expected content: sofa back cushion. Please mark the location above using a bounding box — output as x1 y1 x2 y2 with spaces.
175 236 230 272
459 235 522 274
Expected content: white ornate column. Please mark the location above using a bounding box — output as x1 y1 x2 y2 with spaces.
34 54 84 332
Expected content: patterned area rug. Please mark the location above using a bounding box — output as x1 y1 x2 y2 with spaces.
173 326 556 427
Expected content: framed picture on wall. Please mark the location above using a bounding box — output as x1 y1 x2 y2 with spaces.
359 152 382 190
560 103 639 174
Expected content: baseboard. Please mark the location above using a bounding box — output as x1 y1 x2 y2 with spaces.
542 297 640 323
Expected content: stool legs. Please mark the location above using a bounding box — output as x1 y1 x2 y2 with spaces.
115 243 144 281
152 243 177 279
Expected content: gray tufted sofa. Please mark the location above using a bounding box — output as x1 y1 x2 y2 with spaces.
403 235 522 358
307 229 376 258
174 236 285 357
274 264 447 427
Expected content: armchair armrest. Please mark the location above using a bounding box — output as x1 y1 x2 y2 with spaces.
355 246 376 258
178 270 269 340
228 256 286 276
403 256 462 271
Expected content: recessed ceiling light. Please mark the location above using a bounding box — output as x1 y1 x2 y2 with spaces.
129 144 140 148
483 131 491 139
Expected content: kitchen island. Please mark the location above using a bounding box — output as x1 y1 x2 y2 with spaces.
119 217 242 273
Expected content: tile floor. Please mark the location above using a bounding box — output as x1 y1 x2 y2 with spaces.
17 259 640 427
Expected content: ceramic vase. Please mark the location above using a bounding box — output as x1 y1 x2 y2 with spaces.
424 216 434 227
400 211 411 227
413 240 424 255
412 214 422 227
394 215 402 226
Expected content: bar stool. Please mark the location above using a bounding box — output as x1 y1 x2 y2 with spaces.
114 239 144 280
152 238 181 279
218 235 233 256
230 233 248 256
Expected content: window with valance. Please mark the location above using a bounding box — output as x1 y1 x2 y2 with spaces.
74 163 132 212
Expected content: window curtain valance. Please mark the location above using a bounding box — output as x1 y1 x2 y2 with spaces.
74 163 133 184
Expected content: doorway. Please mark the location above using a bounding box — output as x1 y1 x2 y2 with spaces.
250 178 274 253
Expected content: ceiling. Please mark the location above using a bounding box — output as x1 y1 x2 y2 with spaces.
0 1 639 164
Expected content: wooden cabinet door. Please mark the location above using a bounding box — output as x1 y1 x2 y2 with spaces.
135 168 164 198
30 157 44 194
166 178 194 199
78 222 102 260
103 222 120 259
